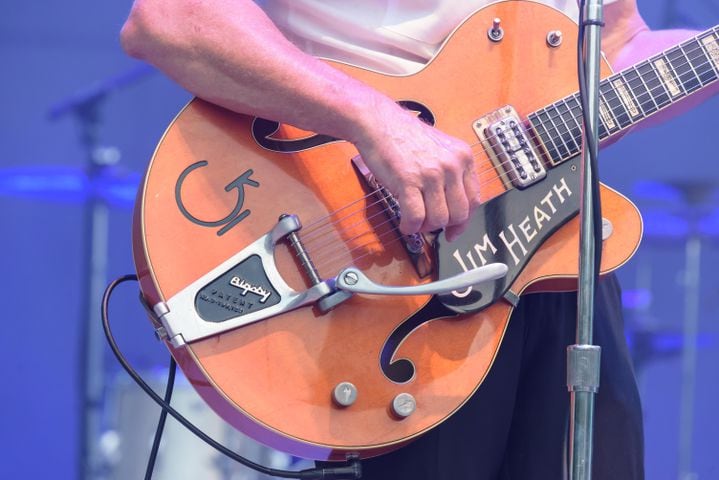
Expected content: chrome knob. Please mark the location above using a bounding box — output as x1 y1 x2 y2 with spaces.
391 393 416 418
333 382 358 407
547 30 563 47
488 18 504 42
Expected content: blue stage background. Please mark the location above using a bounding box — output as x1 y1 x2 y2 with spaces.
1 1 717 479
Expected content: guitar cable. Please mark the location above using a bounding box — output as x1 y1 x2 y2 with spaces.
101 274 362 480
146 353 176 480
577 0 605 279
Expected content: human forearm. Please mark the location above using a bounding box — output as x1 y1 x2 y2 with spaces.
120 0 480 238
120 0 392 145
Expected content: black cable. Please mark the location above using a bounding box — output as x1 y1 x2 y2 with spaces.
576 0 605 280
144 355 176 480
101 274 362 479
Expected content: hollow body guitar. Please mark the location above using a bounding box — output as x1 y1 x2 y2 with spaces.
133 1 719 461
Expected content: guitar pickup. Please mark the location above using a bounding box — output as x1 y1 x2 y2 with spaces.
473 106 547 189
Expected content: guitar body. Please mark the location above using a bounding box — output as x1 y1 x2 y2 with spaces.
133 2 642 460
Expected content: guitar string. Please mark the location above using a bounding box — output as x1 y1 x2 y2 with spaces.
300 39 718 241
295 48 719 267
300 46 718 245
298 163 498 252
290 43 719 271
469 41 719 155
300 161 507 266
294 65 719 279
308 218 408 277
299 188 387 236
297 163 504 243
298 30 719 275
302 202 395 258
462 43 719 163
297 152 510 245
304 210 404 267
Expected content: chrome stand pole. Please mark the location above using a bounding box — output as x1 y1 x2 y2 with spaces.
568 1 604 479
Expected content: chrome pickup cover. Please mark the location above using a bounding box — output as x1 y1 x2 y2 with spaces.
473 106 547 189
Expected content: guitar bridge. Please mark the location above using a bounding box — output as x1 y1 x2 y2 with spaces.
473 105 547 189
351 155 434 278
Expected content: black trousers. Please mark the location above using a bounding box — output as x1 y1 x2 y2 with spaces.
350 275 644 479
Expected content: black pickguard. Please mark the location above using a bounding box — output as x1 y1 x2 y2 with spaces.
378 156 581 382
435 155 581 314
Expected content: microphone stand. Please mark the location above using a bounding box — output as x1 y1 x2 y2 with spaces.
568 1 603 479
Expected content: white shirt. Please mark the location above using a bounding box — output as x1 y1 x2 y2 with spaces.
262 0 617 74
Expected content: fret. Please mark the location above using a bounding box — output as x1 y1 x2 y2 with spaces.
622 67 658 115
664 48 700 94
599 81 632 128
563 94 599 141
562 94 615 144
698 32 719 78
564 94 583 120
679 43 705 90
597 89 620 136
562 95 584 144
683 39 715 86
528 113 560 163
523 26 718 168
614 72 644 119
636 61 673 108
545 105 569 152
543 108 572 159
653 55 683 98
554 100 581 154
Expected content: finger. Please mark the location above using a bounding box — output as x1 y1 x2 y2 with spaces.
444 167 470 227
419 176 449 232
463 163 482 210
445 222 468 243
398 186 425 235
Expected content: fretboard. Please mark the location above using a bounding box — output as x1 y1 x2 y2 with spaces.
528 25 719 165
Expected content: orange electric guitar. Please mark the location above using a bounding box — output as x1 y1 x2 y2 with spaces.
132 1 719 460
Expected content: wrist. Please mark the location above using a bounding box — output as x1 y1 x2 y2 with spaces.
335 85 401 147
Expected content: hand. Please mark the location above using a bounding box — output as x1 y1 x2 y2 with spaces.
351 101 481 242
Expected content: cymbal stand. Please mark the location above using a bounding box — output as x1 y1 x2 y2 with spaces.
75 95 116 480
674 184 712 480
49 63 154 480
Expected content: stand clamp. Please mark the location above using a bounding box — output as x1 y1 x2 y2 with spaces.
567 345 601 393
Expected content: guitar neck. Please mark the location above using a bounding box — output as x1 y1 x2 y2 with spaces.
527 25 719 165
